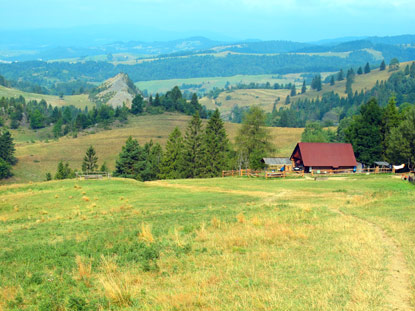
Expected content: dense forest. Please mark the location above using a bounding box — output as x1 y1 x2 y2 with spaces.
0 52 381 88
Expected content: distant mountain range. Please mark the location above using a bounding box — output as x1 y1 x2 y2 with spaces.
0 31 415 62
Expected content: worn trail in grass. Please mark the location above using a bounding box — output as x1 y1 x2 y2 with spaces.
0 175 414 310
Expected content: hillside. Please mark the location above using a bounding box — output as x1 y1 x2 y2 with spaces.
6 113 303 184
89 73 138 107
0 85 92 108
1 175 414 309
198 61 413 117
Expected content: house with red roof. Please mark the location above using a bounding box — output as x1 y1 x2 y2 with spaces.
290 142 357 173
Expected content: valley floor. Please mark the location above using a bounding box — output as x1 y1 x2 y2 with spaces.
0 175 414 310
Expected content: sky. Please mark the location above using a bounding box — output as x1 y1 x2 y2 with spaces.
1 0 415 42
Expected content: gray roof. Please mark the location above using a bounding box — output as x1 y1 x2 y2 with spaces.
374 161 390 166
262 157 291 165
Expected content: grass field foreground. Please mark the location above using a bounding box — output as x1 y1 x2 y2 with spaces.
0 175 414 310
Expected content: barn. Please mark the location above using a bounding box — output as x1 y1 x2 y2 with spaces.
290 142 357 173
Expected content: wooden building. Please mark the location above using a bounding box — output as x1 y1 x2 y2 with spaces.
261 157 292 171
290 142 357 173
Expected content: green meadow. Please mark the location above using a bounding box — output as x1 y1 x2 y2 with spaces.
0 175 414 310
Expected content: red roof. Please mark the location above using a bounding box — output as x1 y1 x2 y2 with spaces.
291 142 357 168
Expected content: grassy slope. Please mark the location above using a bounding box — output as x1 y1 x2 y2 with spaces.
0 85 93 108
7 113 303 184
200 89 291 117
135 73 302 94
0 175 414 310
198 61 414 114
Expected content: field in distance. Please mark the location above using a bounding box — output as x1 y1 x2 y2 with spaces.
0 175 414 310
0 85 94 109
8 113 303 184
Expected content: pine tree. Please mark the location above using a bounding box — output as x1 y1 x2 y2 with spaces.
100 162 109 173
357 67 363 75
55 161 74 180
345 98 383 165
182 112 205 178
285 95 290 105
290 84 296 96
113 137 146 180
190 93 201 112
381 97 401 158
82 145 98 172
330 76 335 86
386 106 415 169
158 127 184 179
45 172 52 181
364 62 371 74
0 130 17 166
153 93 161 106
203 109 230 177
404 65 410 75
0 158 12 179
131 94 144 114
311 74 322 91
141 141 163 181
235 106 274 170
410 62 415 78
337 69 344 81
380 60 386 71
301 80 306 94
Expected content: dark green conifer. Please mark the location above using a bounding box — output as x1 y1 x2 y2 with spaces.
203 109 230 177
158 127 184 179
82 145 98 172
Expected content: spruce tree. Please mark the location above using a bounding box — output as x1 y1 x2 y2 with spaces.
311 74 322 91
380 60 386 71
337 69 344 81
0 130 17 166
357 67 363 75
330 76 335 86
301 80 307 94
55 161 74 180
381 97 401 157
141 140 163 181
0 158 12 179
82 145 98 172
158 127 184 179
114 137 146 180
131 94 144 114
203 109 230 177
386 106 415 168
153 93 161 106
182 112 204 178
290 84 296 96
410 62 415 78
235 106 274 170
345 98 383 165
364 62 371 74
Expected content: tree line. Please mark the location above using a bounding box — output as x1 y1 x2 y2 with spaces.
270 61 415 127
0 87 209 137
47 107 274 182
300 96 415 168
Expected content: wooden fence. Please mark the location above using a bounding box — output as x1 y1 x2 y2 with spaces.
222 167 393 179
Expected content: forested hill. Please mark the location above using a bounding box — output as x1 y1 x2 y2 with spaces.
270 62 415 127
0 53 385 86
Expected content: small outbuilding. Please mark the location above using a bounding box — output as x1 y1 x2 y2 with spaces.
261 157 292 171
290 142 357 173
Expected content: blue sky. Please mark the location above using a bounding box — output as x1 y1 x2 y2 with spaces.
1 0 414 41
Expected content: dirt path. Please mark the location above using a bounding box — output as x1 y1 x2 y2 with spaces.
333 208 413 311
